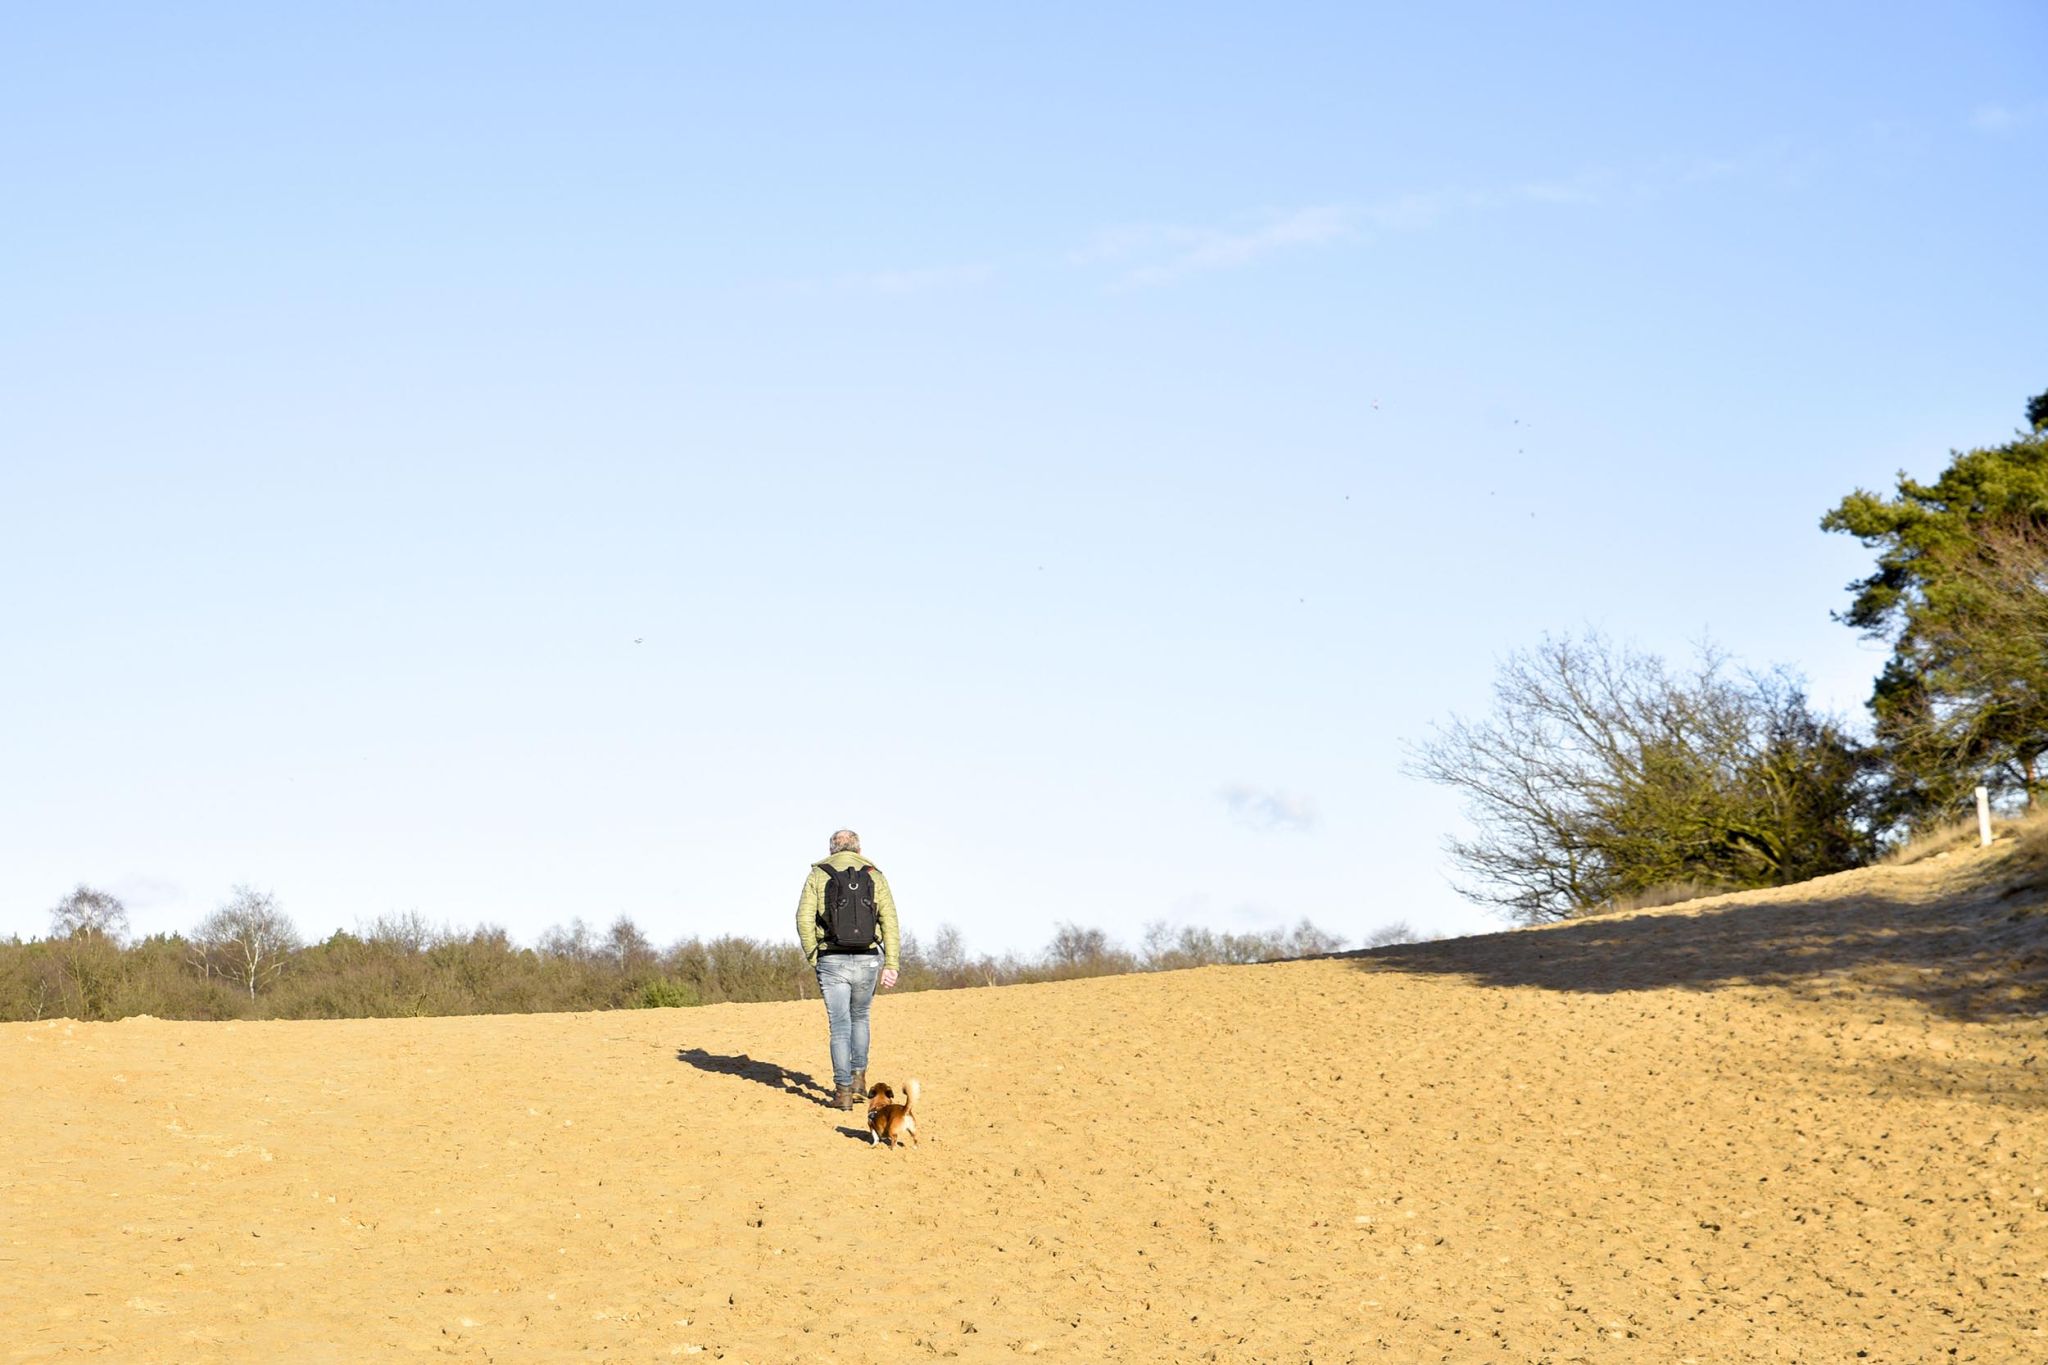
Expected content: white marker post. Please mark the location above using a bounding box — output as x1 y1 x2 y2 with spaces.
1976 785 1994 848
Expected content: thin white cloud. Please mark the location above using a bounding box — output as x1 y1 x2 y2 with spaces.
1076 206 1355 288
1354 190 1450 230
1220 783 1317 833
1671 156 1747 188
834 146 1789 300
1970 102 2042 135
1508 171 1612 205
1070 177 1624 289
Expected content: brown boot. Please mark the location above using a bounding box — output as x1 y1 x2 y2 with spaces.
831 1084 857 1111
852 1069 867 1100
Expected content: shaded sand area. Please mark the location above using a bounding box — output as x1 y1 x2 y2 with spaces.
6 848 2046 1362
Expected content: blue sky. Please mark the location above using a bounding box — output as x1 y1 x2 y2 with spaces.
3 2 2043 955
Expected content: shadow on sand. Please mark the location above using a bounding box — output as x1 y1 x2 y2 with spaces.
1350 879 2047 1021
675 1047 835 1108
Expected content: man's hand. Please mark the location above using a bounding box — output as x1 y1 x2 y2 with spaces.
880 968 899 990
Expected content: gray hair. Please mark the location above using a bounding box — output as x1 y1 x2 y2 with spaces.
828 829 861 853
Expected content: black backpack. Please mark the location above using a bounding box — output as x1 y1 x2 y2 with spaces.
820 864 879 951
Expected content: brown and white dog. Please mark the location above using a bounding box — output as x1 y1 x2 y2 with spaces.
865 1079 919 1148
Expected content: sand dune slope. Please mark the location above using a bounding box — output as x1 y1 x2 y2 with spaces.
6 860 2045 1362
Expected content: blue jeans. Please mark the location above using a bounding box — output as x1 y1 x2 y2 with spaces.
815 951 881 1089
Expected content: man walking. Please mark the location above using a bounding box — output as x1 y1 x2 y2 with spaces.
796 829 901 1110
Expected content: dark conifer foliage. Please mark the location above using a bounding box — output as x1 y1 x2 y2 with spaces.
1822 389 2048 817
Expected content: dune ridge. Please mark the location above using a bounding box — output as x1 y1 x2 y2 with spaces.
5 847 2045 1362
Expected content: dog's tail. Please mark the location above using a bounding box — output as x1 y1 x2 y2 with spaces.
905 1078 920 1114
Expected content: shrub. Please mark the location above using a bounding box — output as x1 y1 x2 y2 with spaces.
1362 920 1423 948
636 977 700 1009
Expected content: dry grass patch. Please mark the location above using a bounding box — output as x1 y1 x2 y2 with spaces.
1581 878 1732 917
1885 803 2048 869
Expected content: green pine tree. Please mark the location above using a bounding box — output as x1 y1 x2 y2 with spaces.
1821 390 2048 818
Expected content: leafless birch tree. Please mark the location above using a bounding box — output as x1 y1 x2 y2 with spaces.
49 885 129 940
193 886 301 999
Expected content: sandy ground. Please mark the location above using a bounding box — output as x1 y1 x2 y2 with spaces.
5 853 2046 1363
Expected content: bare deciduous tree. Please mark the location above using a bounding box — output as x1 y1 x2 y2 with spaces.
1138 918 1350 969
49 885 129 941
604 917 656 974
538 918 598 964
193 886 300 999
1408 633 1880 923
1280 919 1348 957
1047 922 1133 974
361 909 442 953
929 924 967 976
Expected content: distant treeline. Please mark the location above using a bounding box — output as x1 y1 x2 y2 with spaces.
2 888 1414 1023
